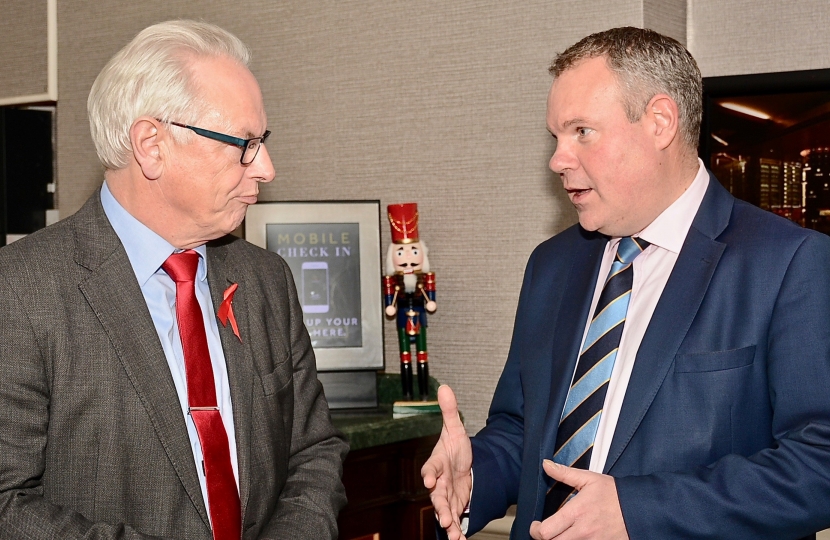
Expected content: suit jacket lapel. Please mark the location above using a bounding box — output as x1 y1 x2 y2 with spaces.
73 192 210 527
604 175 732 473
206 240 255 524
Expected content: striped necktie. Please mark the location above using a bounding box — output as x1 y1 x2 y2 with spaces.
543 236 650 517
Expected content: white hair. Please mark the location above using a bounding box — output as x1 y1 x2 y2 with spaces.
87 20 251 170
385 241 430 276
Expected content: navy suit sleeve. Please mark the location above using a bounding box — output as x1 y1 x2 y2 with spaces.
466 250 537 534
616 232 830 538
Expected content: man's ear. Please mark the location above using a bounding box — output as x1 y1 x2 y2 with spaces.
647 94 680 151
130 117 164 180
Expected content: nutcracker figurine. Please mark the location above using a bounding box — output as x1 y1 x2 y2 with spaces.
383 203 436 401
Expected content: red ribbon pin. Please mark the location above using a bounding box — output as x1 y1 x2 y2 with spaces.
217 283 241 341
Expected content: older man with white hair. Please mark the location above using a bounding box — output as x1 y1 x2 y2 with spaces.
0 20 346 540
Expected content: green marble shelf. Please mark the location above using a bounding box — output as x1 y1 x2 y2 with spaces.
330 372 443 451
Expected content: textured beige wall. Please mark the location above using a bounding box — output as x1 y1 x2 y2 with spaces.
0 0 48 99
42 0 830 433
643 0 686 44
688 0 830 77
55 0 645 432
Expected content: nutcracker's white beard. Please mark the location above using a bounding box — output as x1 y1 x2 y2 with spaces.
402 273 418 293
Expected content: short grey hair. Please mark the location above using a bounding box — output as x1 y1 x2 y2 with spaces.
87 20 251 170
550 27 702 150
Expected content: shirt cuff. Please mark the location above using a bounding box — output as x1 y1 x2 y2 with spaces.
460 469 473 534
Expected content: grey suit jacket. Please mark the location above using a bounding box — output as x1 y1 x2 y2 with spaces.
0 191 348 539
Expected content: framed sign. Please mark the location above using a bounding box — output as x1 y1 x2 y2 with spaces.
246 201 384 371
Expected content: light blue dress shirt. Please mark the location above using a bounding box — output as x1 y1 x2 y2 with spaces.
100 181 239 518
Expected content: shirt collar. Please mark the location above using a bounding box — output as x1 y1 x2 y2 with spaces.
632 159 710 254
100 181 208 286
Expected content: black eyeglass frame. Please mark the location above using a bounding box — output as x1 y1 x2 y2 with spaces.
161 120 271 164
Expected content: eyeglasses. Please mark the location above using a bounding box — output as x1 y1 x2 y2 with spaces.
162 120 271 165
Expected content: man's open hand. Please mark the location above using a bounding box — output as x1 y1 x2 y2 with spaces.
421 385 473 540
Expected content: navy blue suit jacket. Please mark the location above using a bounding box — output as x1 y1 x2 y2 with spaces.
469 175 830 539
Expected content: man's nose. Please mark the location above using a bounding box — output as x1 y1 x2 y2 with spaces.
250 144 276 183
548 140 575 174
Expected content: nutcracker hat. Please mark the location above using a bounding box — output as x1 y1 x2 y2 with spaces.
387 203 419 244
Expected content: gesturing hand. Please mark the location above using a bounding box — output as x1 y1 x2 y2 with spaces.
529 460 628 540
421 385 473 540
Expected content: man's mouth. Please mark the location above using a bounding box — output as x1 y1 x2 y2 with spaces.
566 188 591 201
237 194 259 205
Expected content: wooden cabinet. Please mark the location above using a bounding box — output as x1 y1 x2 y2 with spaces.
338 434 439 540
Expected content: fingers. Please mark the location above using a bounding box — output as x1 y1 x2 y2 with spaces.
437 385 464 432
431 489 454 528
543 459 591 490
434 495 466 540
421 452 444 489
423 448 467 537
441 518 466 540
430 478 463 537
448 524 467 540
530 461 580 539
536 462 626 539
529 520 545 540
422 445 454 521
530 512 572 540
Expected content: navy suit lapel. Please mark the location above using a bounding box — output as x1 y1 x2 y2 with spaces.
541 229 607 462
604 175 733 473
206 240 255 524
74 193 211 529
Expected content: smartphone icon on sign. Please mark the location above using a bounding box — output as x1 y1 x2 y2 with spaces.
301 261 329 313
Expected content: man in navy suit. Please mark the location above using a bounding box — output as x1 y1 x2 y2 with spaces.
423 26 830 540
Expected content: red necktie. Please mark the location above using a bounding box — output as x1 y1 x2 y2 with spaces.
163 250 241 540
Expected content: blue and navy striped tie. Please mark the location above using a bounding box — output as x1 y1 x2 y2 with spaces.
543 236 650 517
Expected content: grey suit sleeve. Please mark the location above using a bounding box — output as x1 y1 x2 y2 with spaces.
0 272 169 540
258 257 349 540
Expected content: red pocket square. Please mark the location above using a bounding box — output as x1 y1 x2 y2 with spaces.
217 283 241 341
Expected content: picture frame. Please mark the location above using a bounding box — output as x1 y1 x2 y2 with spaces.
700 68 830 234
246 201 384 371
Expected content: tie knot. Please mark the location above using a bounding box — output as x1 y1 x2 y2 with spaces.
616 237 650 265
162 250 200 283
